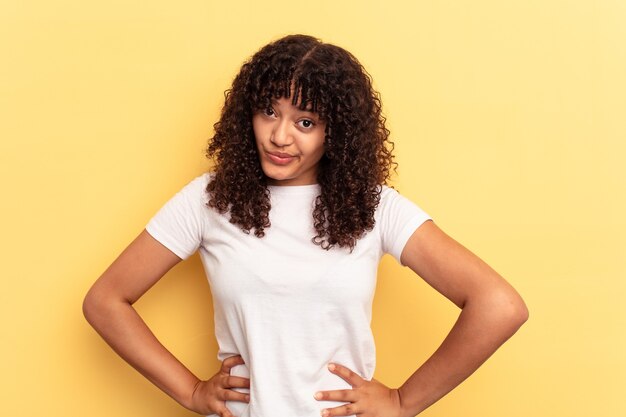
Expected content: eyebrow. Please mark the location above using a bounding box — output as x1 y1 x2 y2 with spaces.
270 99 316 114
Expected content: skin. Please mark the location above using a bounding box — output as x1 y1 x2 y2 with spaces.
252 97 326 186
314 219 529 416
83 102 528 417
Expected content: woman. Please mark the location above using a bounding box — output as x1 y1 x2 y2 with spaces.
83 34 528 417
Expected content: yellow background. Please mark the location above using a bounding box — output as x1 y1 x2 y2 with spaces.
1 1 624 416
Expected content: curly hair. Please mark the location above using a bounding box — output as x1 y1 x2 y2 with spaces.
206 34 395 251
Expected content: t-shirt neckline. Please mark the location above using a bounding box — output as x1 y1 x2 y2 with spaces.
267 183 321 196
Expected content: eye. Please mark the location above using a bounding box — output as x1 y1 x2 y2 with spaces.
297 119 315 129
263 107 276 117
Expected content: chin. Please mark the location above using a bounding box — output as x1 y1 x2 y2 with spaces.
261 165 291 180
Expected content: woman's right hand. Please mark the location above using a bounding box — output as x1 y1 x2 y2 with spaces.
188 355 251 416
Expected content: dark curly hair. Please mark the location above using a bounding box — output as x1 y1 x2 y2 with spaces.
206 34 395 251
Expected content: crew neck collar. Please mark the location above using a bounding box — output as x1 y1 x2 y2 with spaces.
267 183 321 196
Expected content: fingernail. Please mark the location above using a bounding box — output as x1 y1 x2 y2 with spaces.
245 395 250 402
321 409 328 417
328 363 336 371
314 391 322 400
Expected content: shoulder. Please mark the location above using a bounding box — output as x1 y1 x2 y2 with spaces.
379 184 398 200
144 173 215 259
377 185 424 215
173 172 213 202
374 184 432 262
188 172 213 189
152 172 214 217
375 184 431 224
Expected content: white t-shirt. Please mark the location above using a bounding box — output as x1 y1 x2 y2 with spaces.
146 173 431 417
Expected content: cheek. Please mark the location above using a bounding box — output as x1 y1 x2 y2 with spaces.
252 126 265 150
312 138 326 158
251 117 265 140
303 132 326 157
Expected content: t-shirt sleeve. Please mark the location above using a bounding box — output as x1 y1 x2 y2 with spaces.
378 186 432 265
145 174 210 260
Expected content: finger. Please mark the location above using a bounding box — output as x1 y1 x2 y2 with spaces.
220 388 250 403
226 375 251 388
215 405 235 417
321 402 359 417
327 363 364 388
314 389 357 403
221 355 245 373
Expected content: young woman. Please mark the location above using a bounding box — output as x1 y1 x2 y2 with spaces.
83 34 528 417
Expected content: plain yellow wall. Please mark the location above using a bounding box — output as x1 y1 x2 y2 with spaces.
1 1 624 416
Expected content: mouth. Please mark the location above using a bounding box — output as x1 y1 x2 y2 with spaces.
266 151 297 165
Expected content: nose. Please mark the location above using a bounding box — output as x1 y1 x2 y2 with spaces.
270 119 293 147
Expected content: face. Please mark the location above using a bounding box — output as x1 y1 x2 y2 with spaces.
252 97 326 186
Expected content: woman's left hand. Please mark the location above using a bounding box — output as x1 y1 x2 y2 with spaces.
314 363 406 417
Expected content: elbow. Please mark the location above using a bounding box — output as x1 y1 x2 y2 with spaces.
471 286 529 334
516 298 530 324
82 284 118 328
496 289 529 333
82 287 100 326
508 298 529 331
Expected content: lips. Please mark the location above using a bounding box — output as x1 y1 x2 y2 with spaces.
266 151 296 165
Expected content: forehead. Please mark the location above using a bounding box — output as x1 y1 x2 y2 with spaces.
253 80 321 116
269 96 316 113
249 71 327 108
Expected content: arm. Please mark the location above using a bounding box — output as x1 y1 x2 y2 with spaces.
83 230 249 416
394 220 529 415
316 220 528 417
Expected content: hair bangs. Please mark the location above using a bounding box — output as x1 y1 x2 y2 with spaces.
251 61 325 119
